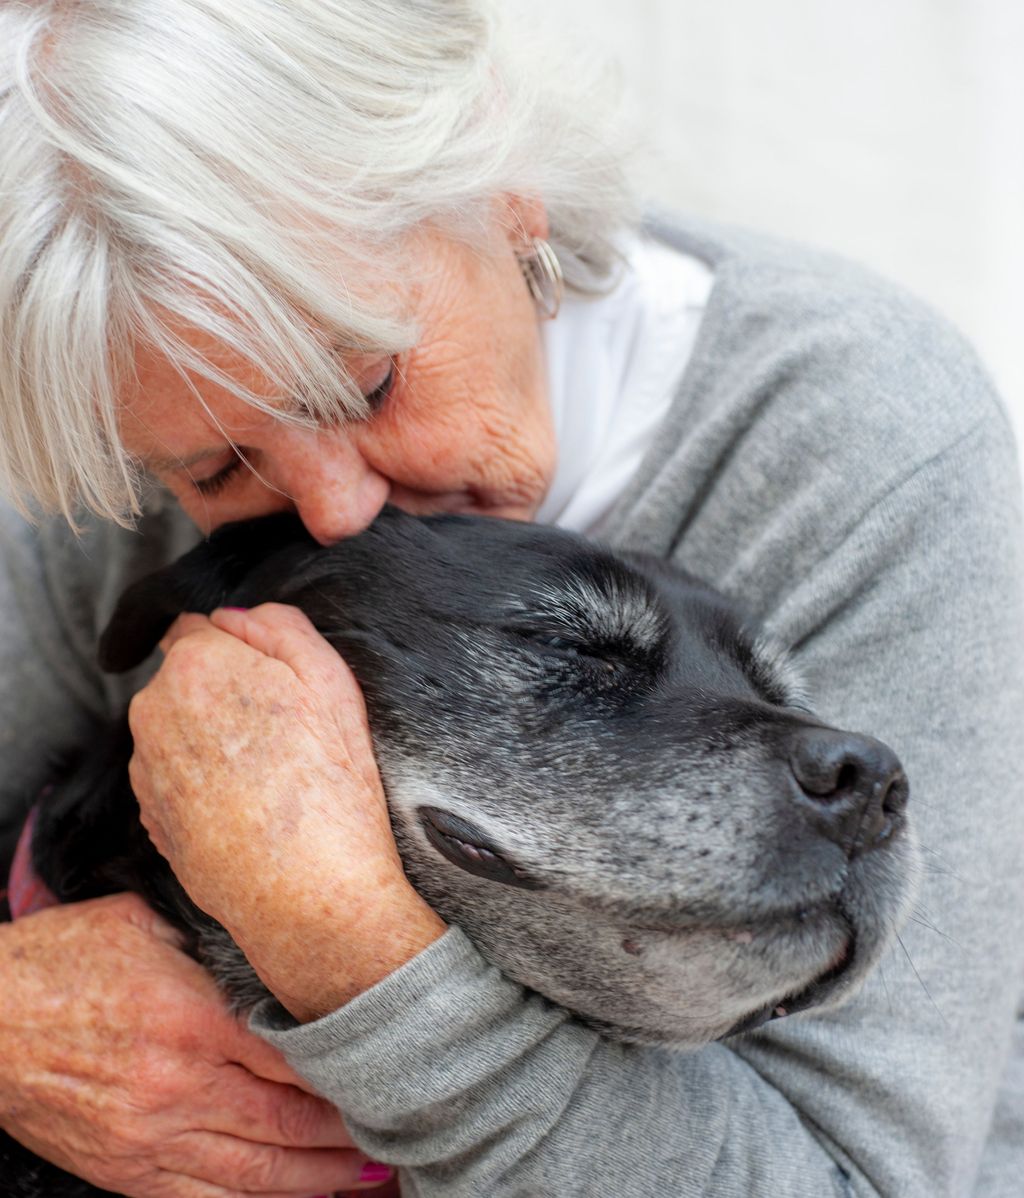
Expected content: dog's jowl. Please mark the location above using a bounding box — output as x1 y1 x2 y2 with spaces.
4 508 916 1196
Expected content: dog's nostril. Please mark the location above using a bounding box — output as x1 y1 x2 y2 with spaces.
790 730 898 802
835 762 857 794
787 728 908 856
881 769 910 816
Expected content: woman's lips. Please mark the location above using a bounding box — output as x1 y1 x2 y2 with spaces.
386 484 535 521
385 485 479 516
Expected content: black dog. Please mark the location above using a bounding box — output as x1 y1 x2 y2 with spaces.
1 508 915 1196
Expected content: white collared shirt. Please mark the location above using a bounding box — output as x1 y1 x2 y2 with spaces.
536 233 713 536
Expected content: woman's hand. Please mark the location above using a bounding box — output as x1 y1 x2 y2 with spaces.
127 603 446 1022
0 892 392 1196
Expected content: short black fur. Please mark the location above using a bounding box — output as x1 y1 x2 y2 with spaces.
1 508 912 1195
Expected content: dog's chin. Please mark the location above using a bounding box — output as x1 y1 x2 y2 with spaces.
479 829 919 1051
565 921 866 1049
567 923 851 1048
717 926 857 1039
633 837 917 1047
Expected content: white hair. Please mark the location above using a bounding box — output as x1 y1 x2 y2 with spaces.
0 0 637 526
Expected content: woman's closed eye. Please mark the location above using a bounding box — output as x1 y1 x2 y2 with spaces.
191 362 396 497
193 454 244 497
362 361 395 415
298 358 396 425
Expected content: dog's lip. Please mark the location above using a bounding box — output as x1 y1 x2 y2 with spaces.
629 900 836 938
721 924 857 1038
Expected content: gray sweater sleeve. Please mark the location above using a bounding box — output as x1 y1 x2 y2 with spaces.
0 508 107 825
251 377 1024 1188
0 500 199 829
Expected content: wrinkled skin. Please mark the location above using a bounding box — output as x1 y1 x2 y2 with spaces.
2 194 552 1197
130 603 447 1022
121 198 556 544
0 894 383 1197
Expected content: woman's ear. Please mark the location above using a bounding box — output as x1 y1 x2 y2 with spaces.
502 194 551 248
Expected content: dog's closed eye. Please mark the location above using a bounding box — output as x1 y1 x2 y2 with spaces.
512 629 625 673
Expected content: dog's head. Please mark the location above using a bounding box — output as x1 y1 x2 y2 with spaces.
102 508 915 1047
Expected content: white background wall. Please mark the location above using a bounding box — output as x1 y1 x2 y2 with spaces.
544 0 1024 459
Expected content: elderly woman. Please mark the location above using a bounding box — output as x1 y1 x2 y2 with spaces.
0 2 1022 1197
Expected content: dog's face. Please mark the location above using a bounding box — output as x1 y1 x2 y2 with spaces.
103 509 915 1047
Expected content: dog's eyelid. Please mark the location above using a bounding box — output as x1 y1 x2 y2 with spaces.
503 620 590 648
507 625 630 672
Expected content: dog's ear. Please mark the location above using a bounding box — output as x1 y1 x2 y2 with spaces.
99 514 313 672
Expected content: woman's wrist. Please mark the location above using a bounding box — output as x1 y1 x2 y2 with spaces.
231 871 448 1023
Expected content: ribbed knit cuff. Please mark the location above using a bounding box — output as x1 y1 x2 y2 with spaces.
248 924 591 1134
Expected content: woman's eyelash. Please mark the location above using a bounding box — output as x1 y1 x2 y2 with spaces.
295 361 395 426
362 362 394 414
193 457 244 496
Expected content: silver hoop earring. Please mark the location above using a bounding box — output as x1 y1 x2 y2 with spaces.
517 237 564 321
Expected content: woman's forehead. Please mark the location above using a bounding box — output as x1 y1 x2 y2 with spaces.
120 330 279 463
130 327 273 401
119 386 264 473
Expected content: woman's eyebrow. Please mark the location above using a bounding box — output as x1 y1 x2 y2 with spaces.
144 447 232 473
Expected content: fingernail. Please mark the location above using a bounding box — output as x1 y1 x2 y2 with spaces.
358 1162 395 1183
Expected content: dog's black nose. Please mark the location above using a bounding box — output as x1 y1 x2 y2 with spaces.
788 728 908 857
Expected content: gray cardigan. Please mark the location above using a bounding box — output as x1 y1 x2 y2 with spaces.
1 216 1022 1196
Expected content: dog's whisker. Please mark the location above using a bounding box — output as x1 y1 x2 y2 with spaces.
916 862 958 878
916 865 961 885
894 932 945 1025
906 915 959 948
907 905 959 949
912 841 962 883
877 957 895 1019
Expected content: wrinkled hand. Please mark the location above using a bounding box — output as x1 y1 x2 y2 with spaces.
0 892 390 1196
128 604 445 1021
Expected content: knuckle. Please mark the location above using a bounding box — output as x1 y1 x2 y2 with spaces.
126 689 150 727
269 602 317 637
162 635 204 673
126 1050 183 1112
91 1159 151 1194
127 756 146 793
230 1143 282 1190
260 600 300 620
103 890 151 924
118 1171 186 1198
107 1113 154 1158
273 1091 322 1145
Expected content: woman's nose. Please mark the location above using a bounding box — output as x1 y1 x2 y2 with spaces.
272 430 391 545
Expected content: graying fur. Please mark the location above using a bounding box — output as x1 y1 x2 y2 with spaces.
198 598 916 1047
